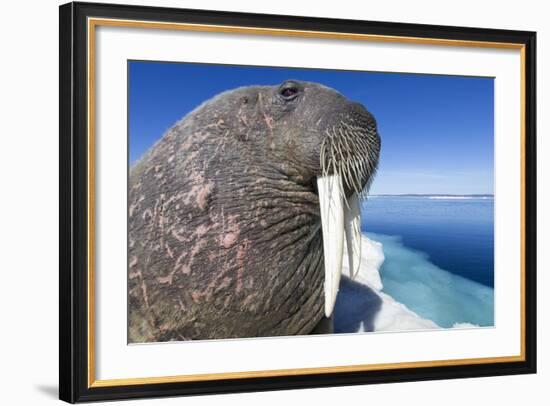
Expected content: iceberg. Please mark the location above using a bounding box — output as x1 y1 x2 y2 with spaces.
334 235 440 333
334 233 494 333
369 233 494 328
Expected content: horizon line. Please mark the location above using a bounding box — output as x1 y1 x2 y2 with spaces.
368 193 494 197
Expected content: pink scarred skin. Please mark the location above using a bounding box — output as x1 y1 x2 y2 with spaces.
128 80 380 342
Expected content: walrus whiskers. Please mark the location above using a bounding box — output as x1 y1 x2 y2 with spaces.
317 115 380 314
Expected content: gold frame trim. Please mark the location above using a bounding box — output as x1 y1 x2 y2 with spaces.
87 17 527 388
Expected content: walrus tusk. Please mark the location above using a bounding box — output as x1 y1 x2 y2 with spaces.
317 174 345 318
344 193 362 279
318 177 363 317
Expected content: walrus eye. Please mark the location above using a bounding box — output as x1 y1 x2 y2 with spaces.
279 83 300 101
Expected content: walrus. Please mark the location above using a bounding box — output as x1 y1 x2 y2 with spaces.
128 80 380 342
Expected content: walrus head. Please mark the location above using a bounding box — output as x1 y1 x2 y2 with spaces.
129 79 380 340
201 79 381 316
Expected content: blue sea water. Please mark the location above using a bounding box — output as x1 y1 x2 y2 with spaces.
361 196 494 327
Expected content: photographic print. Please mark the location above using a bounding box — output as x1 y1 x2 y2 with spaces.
60 3 535 401
127 61 495 343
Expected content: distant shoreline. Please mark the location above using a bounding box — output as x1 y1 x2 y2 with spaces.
369 194 494 198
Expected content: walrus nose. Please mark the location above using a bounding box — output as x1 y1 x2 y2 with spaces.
314 102 368 131
350 101 367 112
348 102 372 123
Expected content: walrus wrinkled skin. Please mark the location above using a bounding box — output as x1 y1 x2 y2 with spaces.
128 80 380 342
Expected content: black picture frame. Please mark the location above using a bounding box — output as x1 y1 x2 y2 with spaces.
59 1 537 403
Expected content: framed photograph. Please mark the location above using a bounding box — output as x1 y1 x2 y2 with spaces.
59 1 537 403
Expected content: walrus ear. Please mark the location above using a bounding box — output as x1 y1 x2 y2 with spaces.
317 174 345 318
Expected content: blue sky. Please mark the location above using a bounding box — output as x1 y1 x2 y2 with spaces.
129 61 494 195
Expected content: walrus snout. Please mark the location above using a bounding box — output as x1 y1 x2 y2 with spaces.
315 97 380 316
319 100 380 194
